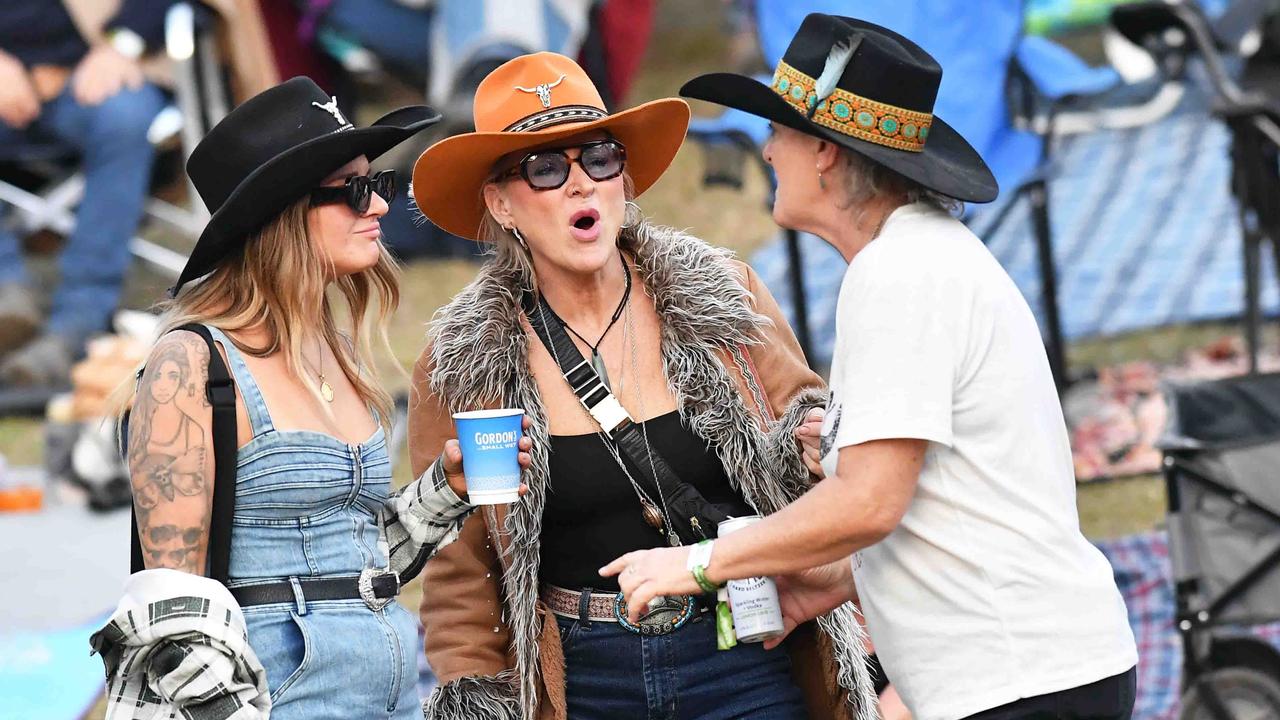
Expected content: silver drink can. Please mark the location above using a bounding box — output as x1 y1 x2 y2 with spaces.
718 515 785 643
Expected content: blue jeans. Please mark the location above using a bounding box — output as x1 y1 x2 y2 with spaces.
0 82 164 343
556 612 807 720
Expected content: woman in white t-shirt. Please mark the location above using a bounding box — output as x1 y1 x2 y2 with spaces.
601 13 1138 720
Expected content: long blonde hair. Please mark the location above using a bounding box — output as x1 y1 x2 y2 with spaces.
122 196 402 427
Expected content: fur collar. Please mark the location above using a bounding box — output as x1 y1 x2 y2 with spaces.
426 222 766 410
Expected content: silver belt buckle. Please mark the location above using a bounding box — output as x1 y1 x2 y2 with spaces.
358 567 398 611
614 593 696 635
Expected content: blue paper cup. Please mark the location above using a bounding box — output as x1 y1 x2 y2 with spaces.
452 408 525 505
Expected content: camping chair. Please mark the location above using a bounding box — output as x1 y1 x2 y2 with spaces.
0 2 228 415
0 2 228 281
1160 371 1280 720
1114 0 1280 375
688 0 1201 382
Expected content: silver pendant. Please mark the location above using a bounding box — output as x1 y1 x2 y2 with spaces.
668 531 681 547
592 349 611 390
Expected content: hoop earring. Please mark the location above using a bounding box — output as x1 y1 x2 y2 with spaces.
620 200 642 230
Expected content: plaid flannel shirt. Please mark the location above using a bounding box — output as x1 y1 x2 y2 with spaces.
383 457 474 582
92 459 470 718
91 569 271 720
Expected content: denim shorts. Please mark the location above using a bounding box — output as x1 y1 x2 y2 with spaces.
556 610 807 720
242 599 420 719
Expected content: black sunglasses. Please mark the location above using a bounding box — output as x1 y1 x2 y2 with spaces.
310 169 396 213
494 139 627 191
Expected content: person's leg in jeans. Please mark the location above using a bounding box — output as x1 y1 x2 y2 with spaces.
0 122 29 285
0 82 163 385
44 82 163 342
0 214 26 287
0 123 46 356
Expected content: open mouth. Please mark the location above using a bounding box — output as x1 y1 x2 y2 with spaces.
570 208 600 232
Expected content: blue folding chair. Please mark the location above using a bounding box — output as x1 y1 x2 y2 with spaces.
688 0 1175 384
1111 0 1280 377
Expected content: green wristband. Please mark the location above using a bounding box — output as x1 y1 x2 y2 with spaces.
687 539 722 593
691 564 720 594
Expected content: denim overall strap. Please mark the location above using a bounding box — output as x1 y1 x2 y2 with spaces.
202 325 276 436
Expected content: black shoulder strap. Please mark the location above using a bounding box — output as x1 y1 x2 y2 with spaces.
129 323 238 584
522 292 728 544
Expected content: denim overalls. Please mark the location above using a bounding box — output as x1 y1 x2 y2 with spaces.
206 326 420 719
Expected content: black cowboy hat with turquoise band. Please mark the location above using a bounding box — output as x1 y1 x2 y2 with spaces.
175 76 441 293
680 13 998 203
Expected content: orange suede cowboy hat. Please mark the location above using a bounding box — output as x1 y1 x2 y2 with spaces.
411 52 690 240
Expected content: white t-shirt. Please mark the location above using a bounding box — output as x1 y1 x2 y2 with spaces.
819 203 1136 720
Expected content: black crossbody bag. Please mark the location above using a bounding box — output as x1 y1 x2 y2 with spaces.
523 292 731 545
124 323 238 583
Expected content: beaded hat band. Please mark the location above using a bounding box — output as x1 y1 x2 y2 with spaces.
680 13 998 202
771 60 933 153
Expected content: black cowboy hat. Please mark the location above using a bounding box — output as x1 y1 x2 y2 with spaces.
175 76 441 293
680 14 997 203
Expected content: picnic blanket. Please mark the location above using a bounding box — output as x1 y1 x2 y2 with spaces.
1096 529 1280 719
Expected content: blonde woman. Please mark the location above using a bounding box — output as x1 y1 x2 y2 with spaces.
407 53 877 720
96 77 532 719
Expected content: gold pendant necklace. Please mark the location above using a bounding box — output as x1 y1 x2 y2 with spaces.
304 337 335 403
319 376 335 403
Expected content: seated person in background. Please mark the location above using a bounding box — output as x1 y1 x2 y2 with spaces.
0 0 173 389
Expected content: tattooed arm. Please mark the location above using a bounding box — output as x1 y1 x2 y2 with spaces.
129 330 216 575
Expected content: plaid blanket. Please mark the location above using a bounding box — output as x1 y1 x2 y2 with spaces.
1095 530 1280 719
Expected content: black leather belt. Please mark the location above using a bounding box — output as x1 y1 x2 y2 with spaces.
230 568 400 611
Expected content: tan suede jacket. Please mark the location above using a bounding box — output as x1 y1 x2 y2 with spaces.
408 226 875 720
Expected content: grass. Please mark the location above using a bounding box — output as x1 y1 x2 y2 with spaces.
0 415 42 467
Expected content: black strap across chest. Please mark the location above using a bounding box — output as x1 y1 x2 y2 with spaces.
522 291 730 544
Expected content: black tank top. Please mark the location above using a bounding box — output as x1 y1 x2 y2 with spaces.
539 410 753 592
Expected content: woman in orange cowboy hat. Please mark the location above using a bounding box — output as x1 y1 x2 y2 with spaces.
408 52 878 720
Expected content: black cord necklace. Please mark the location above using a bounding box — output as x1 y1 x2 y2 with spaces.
545 252 631 389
